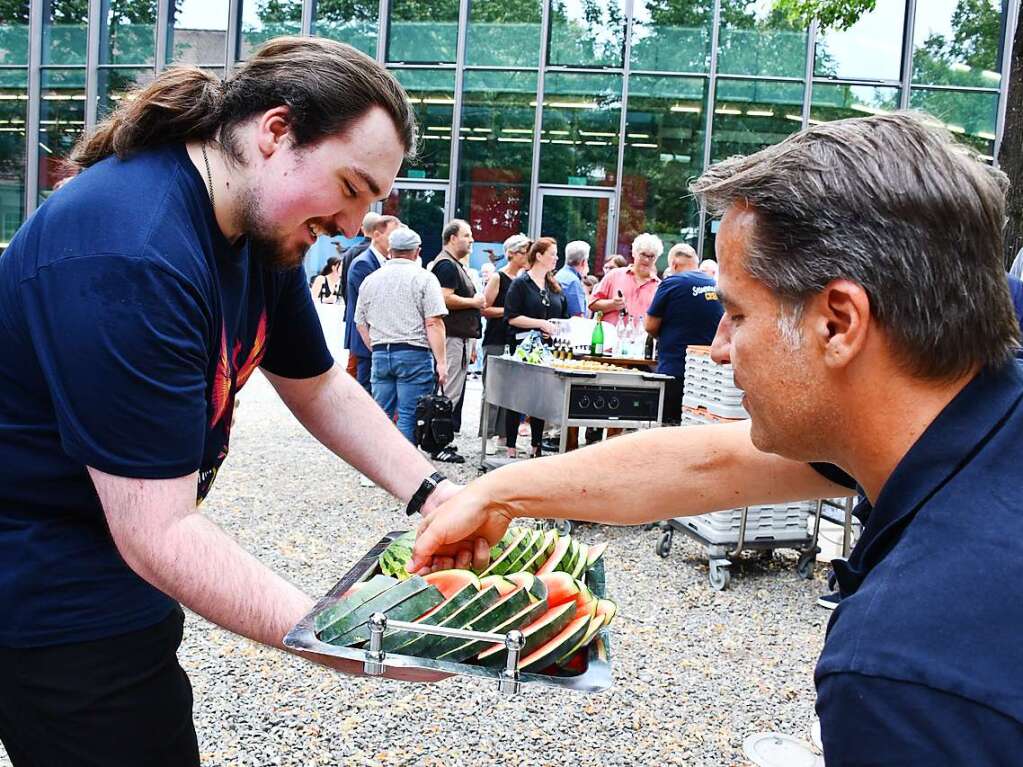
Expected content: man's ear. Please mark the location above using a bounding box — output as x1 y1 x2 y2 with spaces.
808 279 871 370
254 106 293 159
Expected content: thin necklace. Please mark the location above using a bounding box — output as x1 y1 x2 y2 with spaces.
201 143 215 210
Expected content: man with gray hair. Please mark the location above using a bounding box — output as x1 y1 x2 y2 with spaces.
662 242 698 278
699 258 718 279
555 240 590 317
410 112 1023 762
356 226 448 443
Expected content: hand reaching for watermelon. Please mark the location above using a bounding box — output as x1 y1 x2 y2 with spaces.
410 485 514 574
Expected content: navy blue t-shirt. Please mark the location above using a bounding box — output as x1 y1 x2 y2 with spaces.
815 360 1023 762
0 144 333 648
1009 274 1023 341
647 271 724 378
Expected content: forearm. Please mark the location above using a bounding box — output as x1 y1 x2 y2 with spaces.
508 316 548 331
357 323 372 350
426 323 447 370
265 365 436 503
589 298 617 313
473 422 853 525
445 294 480 311
482 306 504 319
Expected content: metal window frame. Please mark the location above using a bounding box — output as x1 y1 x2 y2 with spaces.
995 0 1020 165
534 184 617 260
695 0 722 260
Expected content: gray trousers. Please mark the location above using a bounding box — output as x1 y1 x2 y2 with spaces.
443 336 470 433
478 343 507 438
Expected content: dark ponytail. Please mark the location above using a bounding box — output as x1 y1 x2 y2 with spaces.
69 36 417 172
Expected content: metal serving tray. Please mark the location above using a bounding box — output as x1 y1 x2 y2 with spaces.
284 531 612 695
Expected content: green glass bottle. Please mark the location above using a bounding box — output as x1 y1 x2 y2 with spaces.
590 311 605 356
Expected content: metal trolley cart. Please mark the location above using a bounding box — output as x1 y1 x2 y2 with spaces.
284 531 613 695
655 496 858 591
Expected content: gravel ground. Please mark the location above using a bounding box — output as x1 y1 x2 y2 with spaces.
1 371 829 767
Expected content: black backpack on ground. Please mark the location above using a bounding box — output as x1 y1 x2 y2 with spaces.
415 384 454 453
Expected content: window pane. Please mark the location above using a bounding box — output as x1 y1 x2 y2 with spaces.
170 0 229 66
815 0 906 81
44 1 89 66
387 0 458 64
548 0 625 68
718 0 807 78
240 0 302 60
621 75 706 258
910 88 998 159
0 71 27 244
539 72 622 187
456 70 537 249
0 1 30 66
38 69 86 201
709 79 804 163
102 0 156 66
538 194 611 268
810 83 901 124
393 68 454 179
912 0 1005 87
96 68 155 120
312 0 378 58
631 0 712 73
465 0 542 68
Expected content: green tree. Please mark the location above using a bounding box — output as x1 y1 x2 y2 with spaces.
775 0 1021 266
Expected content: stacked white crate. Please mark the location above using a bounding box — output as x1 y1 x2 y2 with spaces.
680 347 812 545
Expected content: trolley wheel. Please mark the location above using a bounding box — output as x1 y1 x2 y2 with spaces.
796 549 818 580
759 549 774 563
555 519 574 536
656 529 673 558
708 561 731 591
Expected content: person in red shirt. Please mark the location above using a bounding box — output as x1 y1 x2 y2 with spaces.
588 232 663 325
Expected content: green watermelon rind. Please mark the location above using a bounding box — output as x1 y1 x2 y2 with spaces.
505 571 548 603
426 587 532 658
324 583 445 646
480 529 531 577
518 530 557 574
438 598 548 663
501 530 543 575
378 582 479 653
402 586 501 658
476 600 576 667
313 574 396 634
319 576 431 643
518 613 593 672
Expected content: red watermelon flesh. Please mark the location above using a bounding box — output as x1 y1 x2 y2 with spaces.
518 612 592 672
423 569 480 600
537 572 580 607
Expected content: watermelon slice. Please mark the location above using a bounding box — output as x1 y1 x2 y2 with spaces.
423 569 480 599
400 585 500 658
518 530 557 574
536 535 571 575
378 532 415 579
506 571 547 603
585 541 608 569
314 575 397 634
426 587 532 658
479 574 516 597
378 581 479 653
476 601 576 666
489 527 523 560
570 543 589 579
502 530 543 574
438 598 548 663
480 529 531 577
572 580 596 618
537 571 580 608
555 601 601 665
323 580 445 646
518 611 593 672
596 598 617 627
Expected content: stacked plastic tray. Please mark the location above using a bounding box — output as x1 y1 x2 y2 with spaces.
681 346 748 419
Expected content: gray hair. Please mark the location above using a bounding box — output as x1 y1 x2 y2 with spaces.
668 243 698 264
632 232 664 258
565 240 590 266
360 211 381 234
691 111 1019 380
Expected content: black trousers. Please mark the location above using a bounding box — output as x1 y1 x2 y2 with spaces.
0 607 199 767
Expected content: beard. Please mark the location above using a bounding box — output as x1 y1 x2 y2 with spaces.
237 186 306 271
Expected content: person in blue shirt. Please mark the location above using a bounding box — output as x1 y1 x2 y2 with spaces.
411 113 1023 765
0 38 464 765
645 244 723 423
555 240 590 317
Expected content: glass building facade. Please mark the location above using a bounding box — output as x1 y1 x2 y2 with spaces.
0 0 1017 271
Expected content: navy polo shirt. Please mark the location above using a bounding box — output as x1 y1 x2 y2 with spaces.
815 360 1023 763
646 271 723 378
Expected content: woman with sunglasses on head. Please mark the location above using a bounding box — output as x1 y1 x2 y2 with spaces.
503 237 569 459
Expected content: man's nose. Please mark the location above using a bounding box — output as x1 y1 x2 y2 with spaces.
335 207 366 239
710 315 732 365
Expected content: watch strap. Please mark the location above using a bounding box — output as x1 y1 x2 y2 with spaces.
405 471 447 516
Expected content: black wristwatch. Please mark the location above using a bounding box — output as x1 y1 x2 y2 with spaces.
405 471 447 516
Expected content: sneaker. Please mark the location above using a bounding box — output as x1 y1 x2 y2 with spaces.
816 592 840 610
432 447 465 464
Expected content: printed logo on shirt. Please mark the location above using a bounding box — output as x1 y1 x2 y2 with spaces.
692 285 718 301
200 310 268 502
